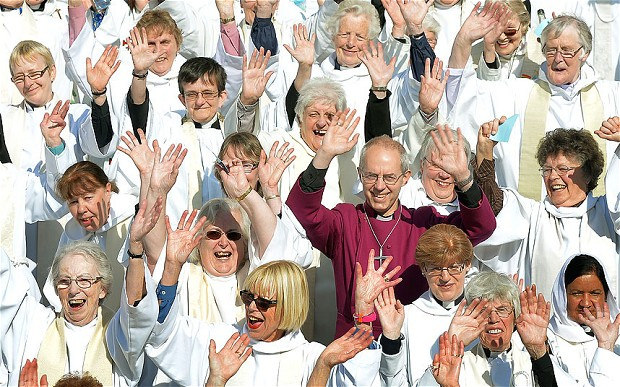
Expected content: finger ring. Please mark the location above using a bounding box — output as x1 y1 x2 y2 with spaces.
384 275 390 282
338 121 344 126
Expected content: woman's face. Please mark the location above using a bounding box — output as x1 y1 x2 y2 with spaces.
299 100 337 152
420 157 456 204
243 287 284 342
423 261 469 302
146 29 179 76
566 273 606 323
67 183 112 233
495 16 525 57
57 254 106 327
479 299 515 352
221 146 260 190
543 152 589 207
199 210 247 277
332 13 370 68
424 30 437 50
10 54 55 107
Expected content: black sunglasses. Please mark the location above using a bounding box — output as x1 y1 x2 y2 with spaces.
240 290 277 311
205 229 243 241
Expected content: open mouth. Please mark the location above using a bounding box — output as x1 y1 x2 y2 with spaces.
68 299 86 310
313 129 327 136
155 57 167 63
247 315 264 329
486 328 503 335
550 183 567 191
434 180 453 187
79 216 94 226
214 251 232 260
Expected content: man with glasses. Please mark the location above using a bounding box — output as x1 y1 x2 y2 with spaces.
446 11 620 200
286 112 496 339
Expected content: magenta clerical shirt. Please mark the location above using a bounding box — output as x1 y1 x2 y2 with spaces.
286 176 496 338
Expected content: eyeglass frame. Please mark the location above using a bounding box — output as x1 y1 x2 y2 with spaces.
241 161 258 174
11 65 50 84
422 263 466 277
56 275 103 290
358 169 407 186
239 289 277 311
502 23 522 37
538 165 579 177
183 89 221 102
542 44 584 59
204 229 243 241
484 305 514 319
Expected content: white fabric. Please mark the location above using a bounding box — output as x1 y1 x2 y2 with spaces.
431 1 477 64
398 175 460 216
64 317 97 374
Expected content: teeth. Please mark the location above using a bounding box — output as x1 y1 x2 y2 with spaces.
313 130 327 136
248 316 263 323
551 184 566 190
69 299 85 307
435 181 452 187
214 251 231 258
487 329 502 334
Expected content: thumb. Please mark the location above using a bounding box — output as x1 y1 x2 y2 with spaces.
209 339 217 356
86 57 92 71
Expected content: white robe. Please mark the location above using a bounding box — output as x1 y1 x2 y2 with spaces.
398 175 460 216
430 1 477 64
473 143 620 301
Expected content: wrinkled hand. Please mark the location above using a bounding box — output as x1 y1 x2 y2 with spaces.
448 298 490 346
19 359 48 387
215 0 235 19
355 249 402 317
40 100 70 148
283 23 316 67
256 0 278 18
149 143 187 194
381 0 406 36
578 301 620 352
516 285 550 360
220 158 253 199
128 26 161 73
432 332 463 387
458 1 506 45
240 48 274 105
511 273 524 292
359 41 396 88
206 333 252 387
117 129 156 176
419 58 449 115
316 109 360 159
429 124 470 182
476 116 504 164
375 287 404 340
396 0 434 33
129 197 163 244
165 210 207 266
318 327 374 368
258 141 295 196
483 8 512 48
595 116 620 142
86 45 121 93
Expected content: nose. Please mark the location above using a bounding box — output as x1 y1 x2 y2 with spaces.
439 269 450 281
76 199 87 214
346 34 356 47
579 294 592 308
487 310 501 323
373 176 387 191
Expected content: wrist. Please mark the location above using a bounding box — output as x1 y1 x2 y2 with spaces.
526 344 547 360
598 341 614 352
132 69 148 78
45 137 63 148
420 104 438 116
392 24 406 38
239 92 258 106
236 186 253 202
313 149 335 169
255 7 272 19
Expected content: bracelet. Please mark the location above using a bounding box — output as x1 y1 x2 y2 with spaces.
353 311 377 323
91 87 107 96
132 69 148 79
264 194 280 200
127 249 144 259
370 86 388 92
220 16 235 24
236 186 253 202
455 172 474 191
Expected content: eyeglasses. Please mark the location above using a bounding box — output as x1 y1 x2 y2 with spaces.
56 276 103 290
538 165 578 177
484 306 514 318
11 66 50 84
423 263 465 277
205 229 243 241
359 171 406 186
335 32 368 43
543 45 584 59
503 24 521 37
183 90 220 101
241 161 258 174
239 290 277 311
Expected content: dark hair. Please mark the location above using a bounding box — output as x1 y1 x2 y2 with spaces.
56 161 118 201
536 128 604 192
54 372 103 387
178 57 227 95
215 132 264 195
564 255 609 297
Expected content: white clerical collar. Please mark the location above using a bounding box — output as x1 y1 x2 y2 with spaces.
193 114 219 129
432 292 464 310
25 95 55 113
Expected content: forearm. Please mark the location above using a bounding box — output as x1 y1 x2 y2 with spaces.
409 33 436 82
238 190 277 258
285 82 300 128
90 98 114 149
474 158 503 216
307 357 333 387
130 74 148 105
127 88 149 135
482 43 497 65
293 63 312 93
365 90 392 142
220 21 243 56
142 189 167 266
126 241 147 305
530 351 558 387
68 4 87 47
160 258 183 287
448 36 472 69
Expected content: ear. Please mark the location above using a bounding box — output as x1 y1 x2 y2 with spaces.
49 64 57 82
178 93 186 107
217 90 228 109
579 51 590 63
402 170 412 185
99 287 107 300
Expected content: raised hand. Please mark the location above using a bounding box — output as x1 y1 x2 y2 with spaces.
359 41 396 89
19 359 48 387
319 327 374 367
483 8 511 49
283 23 316 67
458 1 505 45
448 298 490 346
117 129 156 176
419 58 449 115
429 124 471 183
165 210 207 266
511 273 524 292
220 158 253 199
595 116 620 142
129 197 163 244
432 332 463 387
375 286 405 340
258 141 295 197
578 301 620 352
396 0 435 35
149 143 187 195
355 249 402 317
215 0 235 20
205 332 252 387
256 0 278 18
40 100 70 148
128 26 161 73
315 109 360 167
515 285 550 360
240 47 274 105
381 0 406 37
476 116 504 165
86 45 121 93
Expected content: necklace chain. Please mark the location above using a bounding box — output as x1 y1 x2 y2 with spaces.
363 204 401 257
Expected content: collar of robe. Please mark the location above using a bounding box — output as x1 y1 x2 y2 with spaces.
188 114 221 129
25 95 55 112
432 292 464 310
542 191 596 219
241 325 308 353
483 343 512 359
539 61 598 100
363 201 399 221
334 59 362 70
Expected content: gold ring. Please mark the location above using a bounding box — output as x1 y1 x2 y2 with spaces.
384 275 390 282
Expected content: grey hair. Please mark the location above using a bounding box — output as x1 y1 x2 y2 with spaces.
422 12 441 36
188 198 251 265
419 129 472 165
360 135 411 174
51 241 113 300
294 77 347 123
465 271 521 319
327 0 381 41
541 15 592 58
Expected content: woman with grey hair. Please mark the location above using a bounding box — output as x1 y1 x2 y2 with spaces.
0 241 130 386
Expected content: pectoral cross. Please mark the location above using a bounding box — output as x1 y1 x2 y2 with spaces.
374 254 388 266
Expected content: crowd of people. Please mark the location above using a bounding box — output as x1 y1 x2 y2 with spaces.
1 0 620 386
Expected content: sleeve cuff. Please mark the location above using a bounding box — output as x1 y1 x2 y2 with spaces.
380 334 403 355
457 182 483 208
156 282 178 323
299 162 328 193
